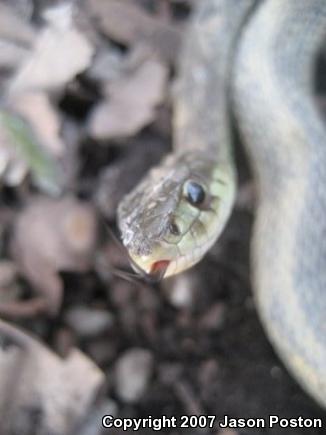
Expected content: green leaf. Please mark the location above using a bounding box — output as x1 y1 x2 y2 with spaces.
0 110 63 195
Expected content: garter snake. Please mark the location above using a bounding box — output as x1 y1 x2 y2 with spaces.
118 0 326 408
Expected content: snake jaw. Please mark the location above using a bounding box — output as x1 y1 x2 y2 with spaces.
127 254 170 282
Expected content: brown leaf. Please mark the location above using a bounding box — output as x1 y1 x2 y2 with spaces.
86 0 181 64
87 45 124 84
0 319 104 435
0 3 35 47
10 196 97 314
0 40 29 71
0 261 21 311
9 3 94 95
89 57 168 139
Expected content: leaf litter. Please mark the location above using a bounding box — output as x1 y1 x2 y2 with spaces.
0 1 324 434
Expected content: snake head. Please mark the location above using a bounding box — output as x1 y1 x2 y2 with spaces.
117 151 236 279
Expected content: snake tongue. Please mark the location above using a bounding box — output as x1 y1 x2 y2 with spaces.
149 260 170 281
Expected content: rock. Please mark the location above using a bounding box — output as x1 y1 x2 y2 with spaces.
114 348 153 403
163 271 199 309
199 303 226 331
218 430 239 435
65 306 114 338
79 399 118 435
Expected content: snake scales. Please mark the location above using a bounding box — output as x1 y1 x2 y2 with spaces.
118 0 326 408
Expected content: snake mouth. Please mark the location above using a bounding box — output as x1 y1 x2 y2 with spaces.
128 256 170 282
149 260 170 280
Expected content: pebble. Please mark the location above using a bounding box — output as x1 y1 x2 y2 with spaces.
79 398 118 435
163 271 198 309
199 303 226 331
65 306 113 338
114 348 153 403
218 430 239 435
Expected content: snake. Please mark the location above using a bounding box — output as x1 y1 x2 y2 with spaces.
117 0 326 408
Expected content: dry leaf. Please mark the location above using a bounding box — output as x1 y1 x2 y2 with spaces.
89 57 168 139
9 3 94 95
0 261 20 308
1 0 33 21
10 196 97 314
0 319 104 435
0 40 29 71
87 45 124 84
87 0 181 63
0 4 35 87
0 3 35 47
95 135 167 219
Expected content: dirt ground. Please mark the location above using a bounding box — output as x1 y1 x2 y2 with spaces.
0 1 325 434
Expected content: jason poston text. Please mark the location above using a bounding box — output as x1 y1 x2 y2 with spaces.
102 415 322 431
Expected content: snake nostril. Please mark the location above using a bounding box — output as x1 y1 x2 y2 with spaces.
169 221 181 236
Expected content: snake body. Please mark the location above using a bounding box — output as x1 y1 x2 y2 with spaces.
118 0 326 407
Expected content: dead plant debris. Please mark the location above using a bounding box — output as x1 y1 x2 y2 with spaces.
0 1 324 434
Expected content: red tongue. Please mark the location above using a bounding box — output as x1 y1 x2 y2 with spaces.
150 260 170 279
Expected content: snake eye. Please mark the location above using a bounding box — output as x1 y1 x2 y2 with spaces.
184 180 206 206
